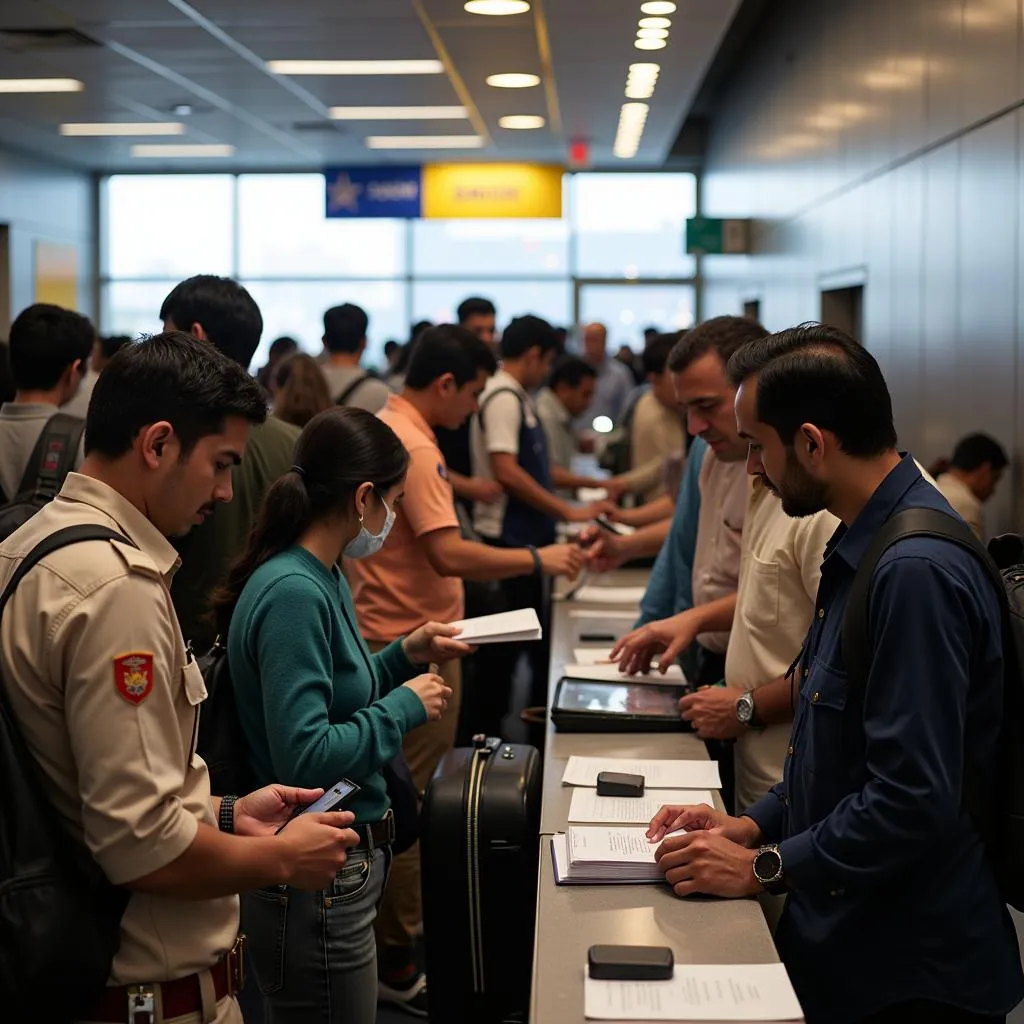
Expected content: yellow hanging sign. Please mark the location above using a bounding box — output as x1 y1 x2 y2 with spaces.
422 163 563 219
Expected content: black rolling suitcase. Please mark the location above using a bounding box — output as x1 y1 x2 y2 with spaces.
421 736 541 1024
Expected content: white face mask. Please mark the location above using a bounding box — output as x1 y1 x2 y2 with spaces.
344 493 396 559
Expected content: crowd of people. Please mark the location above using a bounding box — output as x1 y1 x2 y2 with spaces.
0 278 1020 1024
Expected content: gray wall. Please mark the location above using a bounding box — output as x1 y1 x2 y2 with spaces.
0 144 95 334
700 0 1024 534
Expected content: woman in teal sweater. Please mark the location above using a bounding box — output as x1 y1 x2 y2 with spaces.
214 407 468 1024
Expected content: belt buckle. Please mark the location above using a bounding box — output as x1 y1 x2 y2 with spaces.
127 985 155 1024
228 934 247 995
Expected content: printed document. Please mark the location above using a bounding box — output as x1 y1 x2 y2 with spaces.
450 608 542 644
573 586 649 605
550 831 664 885
569 788 715 824
562 756 722 790
584 962 803 1021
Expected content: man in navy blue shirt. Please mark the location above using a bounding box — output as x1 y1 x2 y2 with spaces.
647 323 1023 1024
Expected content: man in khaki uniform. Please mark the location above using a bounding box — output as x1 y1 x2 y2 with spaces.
0 332 359 1024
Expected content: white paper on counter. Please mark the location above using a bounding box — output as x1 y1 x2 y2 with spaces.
450 608 541 644
550 833 663 886
563 662 686 685
573 586 648 605
562 756 722 790
569 788 715 824
584 962 804 1021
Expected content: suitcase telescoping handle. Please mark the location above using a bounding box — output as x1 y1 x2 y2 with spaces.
471 735 518 760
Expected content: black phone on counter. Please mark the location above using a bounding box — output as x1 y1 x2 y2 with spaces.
276 778 360 833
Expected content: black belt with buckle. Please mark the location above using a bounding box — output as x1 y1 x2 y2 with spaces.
351 809 395 850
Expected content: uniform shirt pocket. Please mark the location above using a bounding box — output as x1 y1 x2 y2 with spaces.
182 659 207 768
795 659 851 813
746 555 780 629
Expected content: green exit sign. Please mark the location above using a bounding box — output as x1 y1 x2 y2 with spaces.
686 217 751 255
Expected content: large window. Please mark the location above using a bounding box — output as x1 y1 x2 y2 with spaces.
101 171 696 370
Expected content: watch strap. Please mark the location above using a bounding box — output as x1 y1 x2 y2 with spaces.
219 794 237 834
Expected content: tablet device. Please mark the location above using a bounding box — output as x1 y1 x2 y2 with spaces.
550 678 692 733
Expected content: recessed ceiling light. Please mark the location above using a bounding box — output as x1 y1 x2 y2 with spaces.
60 122 185 136
634 37 667 50
625 63 660 99
365 135 485 149
0 78 83 93
267 60 444 76
637 27 670 39
614 102 649 159
172 103 194 117
329 106 467 120
464 0 531 13
131 144 235 158
486 72 541 88
499 114 545 129
640 1 676 13
638 16 672 28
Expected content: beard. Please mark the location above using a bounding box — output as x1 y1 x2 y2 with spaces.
764 449 829 518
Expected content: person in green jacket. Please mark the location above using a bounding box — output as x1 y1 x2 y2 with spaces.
214 406 469 1024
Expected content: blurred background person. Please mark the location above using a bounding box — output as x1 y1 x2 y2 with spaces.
63 333 131 418
256 334 298 397
274 352 333 430
579 321 633 429
935 432 1009 539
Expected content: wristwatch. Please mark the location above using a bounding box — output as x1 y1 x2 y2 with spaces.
736 689 762 728
753 844 786 895
219 795 237 834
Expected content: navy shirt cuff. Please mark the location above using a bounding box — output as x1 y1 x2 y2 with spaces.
745 790 785 843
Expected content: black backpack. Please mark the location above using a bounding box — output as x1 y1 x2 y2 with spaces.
0 413 85 543
195 640 255 798
0 525 132 1020
843 507 1024 910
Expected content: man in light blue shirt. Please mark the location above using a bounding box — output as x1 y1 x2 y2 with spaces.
580 322 634 426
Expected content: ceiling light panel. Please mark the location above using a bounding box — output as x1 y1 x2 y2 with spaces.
61 122 185 136
638 17 672 28
0 78 83 93
499 114 545 129
365 135 485 149
329 106 467 120
640 1 676 13
625 62 660 100
464 1 531 13
613 102 649 159
267 60 444 76
486 73 541 88
634 38 667 50
131 144 235 158
637 27 669 39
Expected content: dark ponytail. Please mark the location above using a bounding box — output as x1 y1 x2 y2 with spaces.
213 406 409 635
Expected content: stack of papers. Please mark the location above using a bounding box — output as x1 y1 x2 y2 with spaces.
450 608 542 644
569 788 715 824
584 962 804 1021
566 648 686 685
562 757 722 790
573 586 649 605
551 827 665 884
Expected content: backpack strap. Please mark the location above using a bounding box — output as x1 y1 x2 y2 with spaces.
842 507 1007 698
477 387 526 432
335 373 370 407
15 413 86 503
0 525 131 620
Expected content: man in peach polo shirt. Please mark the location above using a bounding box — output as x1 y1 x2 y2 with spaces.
349 324 582 1016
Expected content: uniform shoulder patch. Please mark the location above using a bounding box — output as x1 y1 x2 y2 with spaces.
114 651 155 705
437 462 449 481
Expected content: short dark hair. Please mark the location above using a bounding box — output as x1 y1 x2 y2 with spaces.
9 303 94 390
410 320 433 341
98 335 132 362
501 315 559 360
668 315 768 375
85 331 267 459
405 324 497 389
726 321 898 457
950 433 1009 472
323 303 369 355
457 297 496 323
384 340 399 358
549 355 596 391
159 276 263 370
642 332 682 377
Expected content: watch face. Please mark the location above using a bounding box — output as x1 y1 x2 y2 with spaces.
736 694 754 723
754 849 782 882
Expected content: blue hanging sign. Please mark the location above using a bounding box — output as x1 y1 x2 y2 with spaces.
324 166 422 218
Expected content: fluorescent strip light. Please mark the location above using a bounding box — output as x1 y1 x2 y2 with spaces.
268 60 443 76
330 106 466 120
638 17 672 28
464 1 531 13
0 78 83 93
365 135 484 149
486 72 541 88
640 1 676 12
61 122 185 137
613 102 649 159
499 114 545 129
634 38 667 50
131 144 235 158
637 27 670 39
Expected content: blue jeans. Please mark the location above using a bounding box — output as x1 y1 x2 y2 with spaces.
242 846 391 1024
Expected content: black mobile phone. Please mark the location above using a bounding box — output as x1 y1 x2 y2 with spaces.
588 945 674 981
596 771 645 797
276 778 360 833
592 516 626 537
